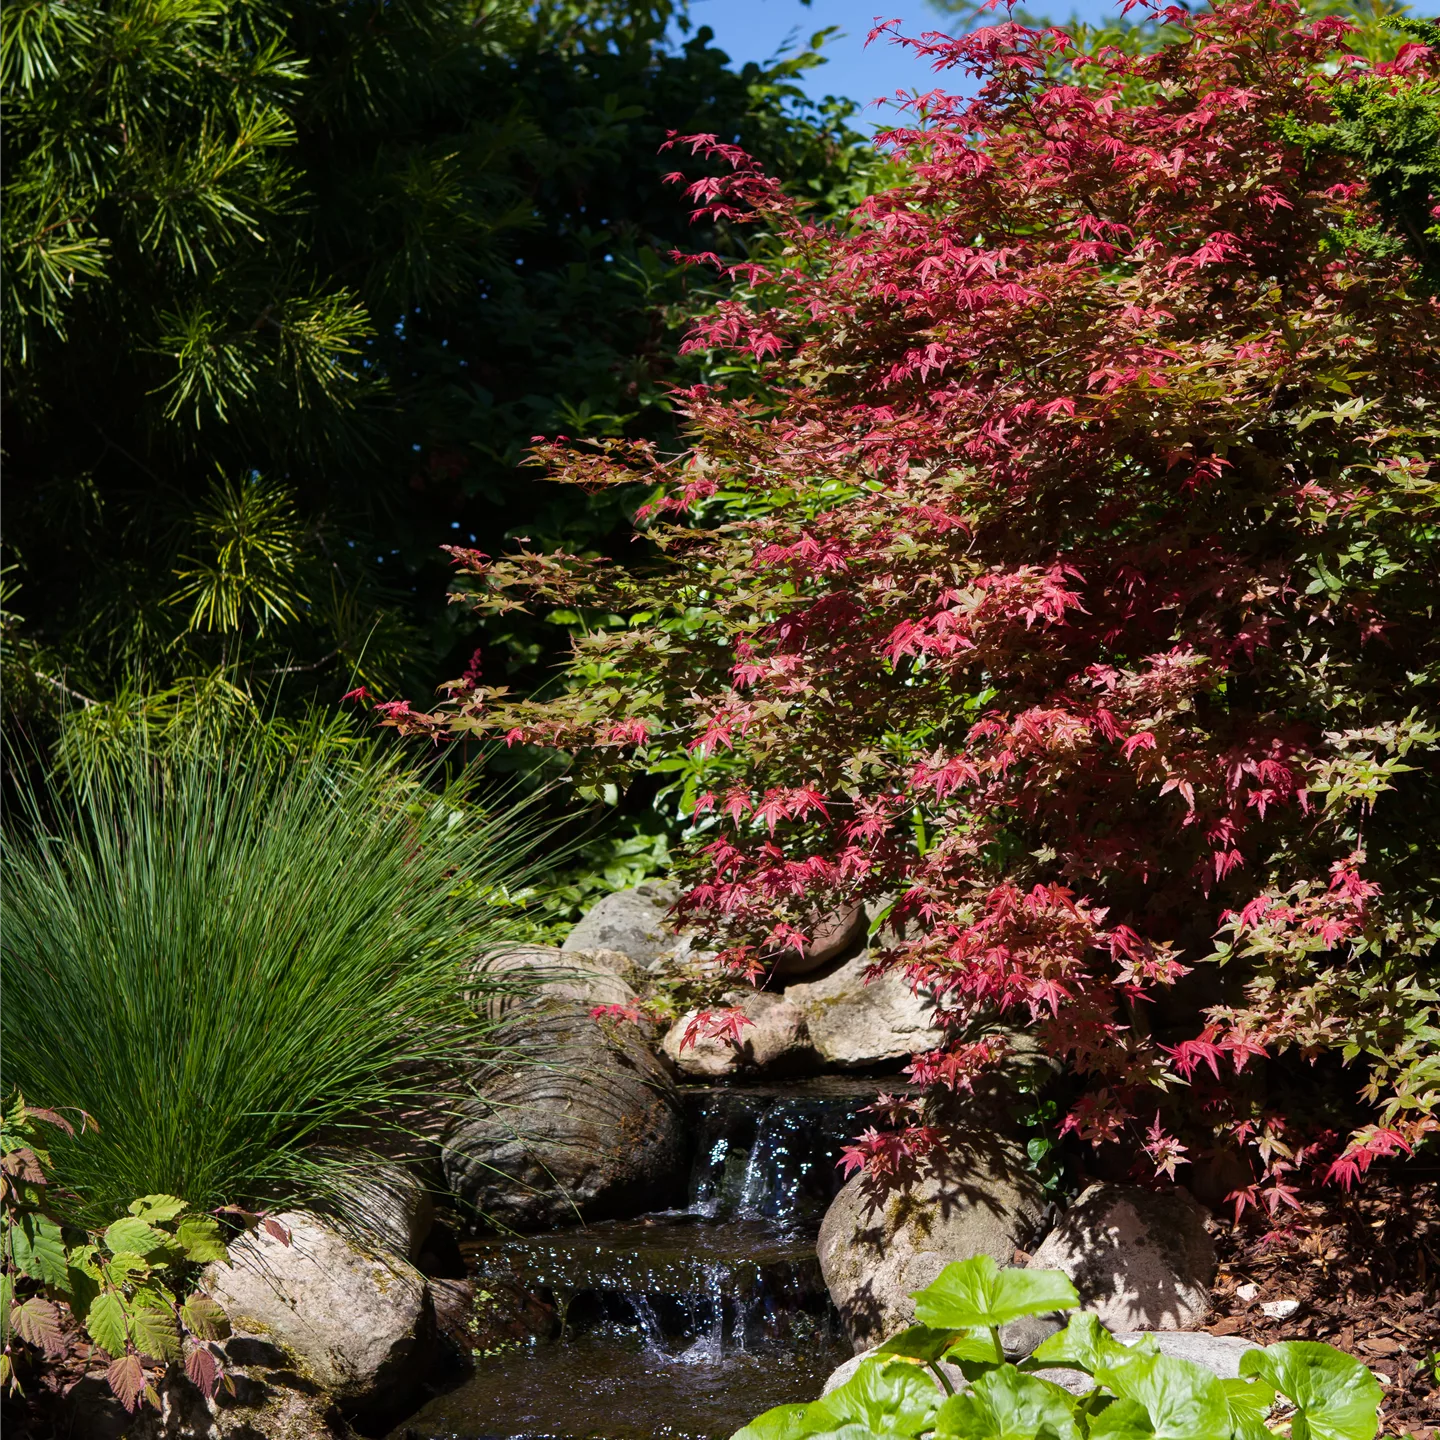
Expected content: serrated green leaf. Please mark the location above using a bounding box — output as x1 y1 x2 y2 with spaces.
934 1363 1082 1439
174 1215 228 1264
912 1258 1079 1333
1096 1352 1230 1440
731 1403 811 1440
128 1195 187 1225
1239 1342 1381 1440
9 1213 68 1286
104 1252 152 1285
180 1293 230 1341
84 1290 129 1357
129 1295 180 1362
103 1216 168 1258
804 1357 939 1437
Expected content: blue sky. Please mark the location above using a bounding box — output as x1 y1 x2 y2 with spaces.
688 0 1131 126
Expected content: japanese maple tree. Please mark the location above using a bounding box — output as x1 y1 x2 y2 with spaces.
390 0 1440 1207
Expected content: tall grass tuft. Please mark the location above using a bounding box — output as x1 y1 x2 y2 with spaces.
1 736 545 1223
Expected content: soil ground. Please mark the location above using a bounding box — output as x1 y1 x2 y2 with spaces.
1205 1168 1440 1438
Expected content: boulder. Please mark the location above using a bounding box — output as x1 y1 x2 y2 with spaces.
442 1001 686 1229
769 904 869 980
662 991 819 1078
202 1211 434 1410
1026 1183 1215 1331
347 1160 433 1264
469 945 638 1021
1116 1329 1256 1377
817 1137 1045 1348
306 1151 433 1262
560 881 682 967
784 951 942 1067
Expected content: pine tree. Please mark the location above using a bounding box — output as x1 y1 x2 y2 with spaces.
1 0 877 755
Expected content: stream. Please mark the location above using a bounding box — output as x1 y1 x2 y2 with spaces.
391 1079 894 1440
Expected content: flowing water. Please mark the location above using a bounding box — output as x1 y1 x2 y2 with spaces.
392 1080 898 1440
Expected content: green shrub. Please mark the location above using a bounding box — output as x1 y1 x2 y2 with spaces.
0 736 544 1223
737 1255 1383 1440
1 1095 238 1411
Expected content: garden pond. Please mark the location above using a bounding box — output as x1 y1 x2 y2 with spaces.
389 1079 901 1440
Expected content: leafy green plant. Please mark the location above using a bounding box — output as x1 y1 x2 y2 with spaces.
735 1256 1383 1440
0 732 547 1224
1 1095 240 1412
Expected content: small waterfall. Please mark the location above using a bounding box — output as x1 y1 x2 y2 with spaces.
398 1080 910 1439
692 1092 866 1227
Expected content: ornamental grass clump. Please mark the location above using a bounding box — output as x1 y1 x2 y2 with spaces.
0 739 543 1223
386 0 1440 1206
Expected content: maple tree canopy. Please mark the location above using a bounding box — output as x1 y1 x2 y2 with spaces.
391 0 1440 1210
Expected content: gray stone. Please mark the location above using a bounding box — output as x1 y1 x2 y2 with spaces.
561 882 682 966
817 1137 1045 1348
70 1333 345 1439
770 904 869 980
469 944 638 1022
202 1211 434 1409
321 1154 434 1262
442 1001 686 1228
1115 1329 1258 1377
783 950 943 1067
1027 1183 1215 1331
661 990 819 1078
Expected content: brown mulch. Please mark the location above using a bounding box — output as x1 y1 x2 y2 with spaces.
1205 1170 1440 1438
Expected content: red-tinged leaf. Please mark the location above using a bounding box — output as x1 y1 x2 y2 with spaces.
261 1216 292 1246
106 1354 147 1413
11 1298 66 1357
22 1106 76 1137
185 1342 221 1400
678 1007 753 1053
1 1148 47 1183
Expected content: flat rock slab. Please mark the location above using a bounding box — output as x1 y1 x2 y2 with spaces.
825 1329 1260 1398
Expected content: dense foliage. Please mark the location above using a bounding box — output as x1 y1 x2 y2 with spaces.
736 1256 1383 1440
0 737 542 1221
0 0 877 759
398 0 1440 1205
1 1096 241 1412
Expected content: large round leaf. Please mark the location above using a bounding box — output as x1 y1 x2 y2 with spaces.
1238 1342 1381 1440
912 1258 1079 1332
